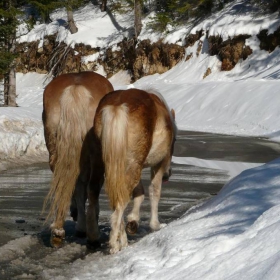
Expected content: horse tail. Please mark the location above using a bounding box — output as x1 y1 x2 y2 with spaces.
100 104 130 209
43 85 93 222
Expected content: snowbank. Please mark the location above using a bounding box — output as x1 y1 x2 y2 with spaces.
0 73 49 170
40 158 280 279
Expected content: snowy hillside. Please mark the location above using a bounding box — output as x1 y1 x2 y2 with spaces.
1 0 280 279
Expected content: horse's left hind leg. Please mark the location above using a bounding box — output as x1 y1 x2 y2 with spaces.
149 163 166 231
126 181 144 235
86 187 101 249
50 219 65 248
72 176 87 237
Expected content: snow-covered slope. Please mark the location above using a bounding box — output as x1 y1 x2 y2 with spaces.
1 1 280 278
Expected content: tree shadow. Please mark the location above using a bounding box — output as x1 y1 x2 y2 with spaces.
106 7 126 32
56 18 67 27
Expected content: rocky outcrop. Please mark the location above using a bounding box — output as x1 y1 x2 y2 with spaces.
208 34 252 71
95 39 185 81
184 30 204 47
257 26 280 52
15 36 185 82
15 26 280 80
15 35 100 77
132 40 185 81
98 38 136 79
183 31 253 72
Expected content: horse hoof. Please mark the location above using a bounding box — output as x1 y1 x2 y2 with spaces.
50 228 65 248
86 240 101 251
51 235 64 248
126 220 138 235
110 247 120 254
75 230 87 238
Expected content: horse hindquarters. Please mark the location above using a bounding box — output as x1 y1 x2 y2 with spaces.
44 85 94 247
94 104 131 254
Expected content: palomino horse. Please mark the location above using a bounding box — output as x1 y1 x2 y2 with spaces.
42 71 113 247
87 88 176 253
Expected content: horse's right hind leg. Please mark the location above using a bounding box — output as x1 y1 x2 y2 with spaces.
109 203 128 254
126 181 144 235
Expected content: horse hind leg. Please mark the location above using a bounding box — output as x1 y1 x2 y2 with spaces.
126 180 145 235
86 187 102 249
120 217 128 247
49 177 88 247
109 202 128 254
49 179 86 247
72 175 87 238
50 218 65 248
149 161 169 231
70 197 78 222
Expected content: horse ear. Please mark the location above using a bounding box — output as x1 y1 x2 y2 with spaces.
171 108 175 120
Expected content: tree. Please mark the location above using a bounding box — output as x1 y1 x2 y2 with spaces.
0 0 20 106
134 0 142 37
29 0 83 33
64 0 84 34
101 0 107 11
251 0 280 12
28 0 58 23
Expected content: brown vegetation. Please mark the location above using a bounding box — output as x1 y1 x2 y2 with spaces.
257 27 280 53
14 27 280 80
208 34 252 71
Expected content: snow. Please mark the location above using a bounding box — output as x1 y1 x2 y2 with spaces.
47 158 280 280
1 1 280 279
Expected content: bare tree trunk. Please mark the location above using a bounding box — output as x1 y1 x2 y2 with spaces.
8 67 16 106
67 9 78 34
134 0 142 38
4 67 17 107
101 0 107 12
4 75 9 105
4 32 17 106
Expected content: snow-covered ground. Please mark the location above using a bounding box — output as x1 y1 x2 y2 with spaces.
41 158 280 280
1 1 280 279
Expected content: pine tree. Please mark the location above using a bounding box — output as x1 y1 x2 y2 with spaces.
135 0 142 37
28 0 59 23
64 0 84 34
28 0 84 33
0 0 20 106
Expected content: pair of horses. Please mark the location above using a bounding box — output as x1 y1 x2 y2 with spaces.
42 71 176 253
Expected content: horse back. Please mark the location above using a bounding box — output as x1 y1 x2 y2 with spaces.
95 88 157 153
94 88 173 168
144 92 174 167
43 71 113 149
43 71 113 115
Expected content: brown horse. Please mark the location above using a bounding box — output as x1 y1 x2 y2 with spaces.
42 71 113 247
87 88 176 254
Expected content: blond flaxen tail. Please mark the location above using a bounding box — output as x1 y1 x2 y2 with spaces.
101 104 130 209
43 85 93 222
